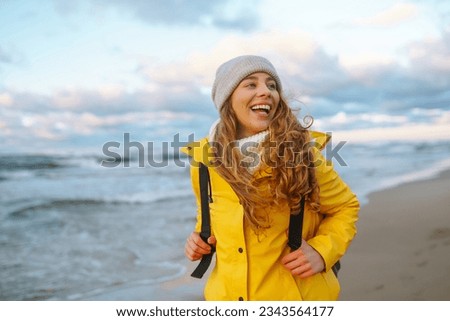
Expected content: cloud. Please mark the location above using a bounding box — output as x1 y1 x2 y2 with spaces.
23 27 444 117
353 3 419 27
407 31 450 74
152 30 352 114
2 26 450 153
91 0 260 30
0 95 212 154
7 27 450 117
0 92 14 106
139 29 346 97
2 83 211 116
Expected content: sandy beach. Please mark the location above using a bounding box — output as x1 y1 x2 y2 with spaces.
339 170 450 300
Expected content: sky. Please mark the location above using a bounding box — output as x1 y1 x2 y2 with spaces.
1 0 450 154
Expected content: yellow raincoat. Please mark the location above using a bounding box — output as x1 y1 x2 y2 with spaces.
181 131 359 301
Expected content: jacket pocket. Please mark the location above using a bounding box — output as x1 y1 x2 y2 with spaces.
297 270 340 301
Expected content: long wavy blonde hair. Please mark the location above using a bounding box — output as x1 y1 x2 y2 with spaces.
212 95 320 233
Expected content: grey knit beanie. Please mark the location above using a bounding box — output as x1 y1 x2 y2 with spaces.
211 55 282 110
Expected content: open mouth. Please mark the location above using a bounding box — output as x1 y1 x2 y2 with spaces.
250 104 271 114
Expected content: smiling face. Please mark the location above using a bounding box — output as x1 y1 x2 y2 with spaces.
229 72 280 139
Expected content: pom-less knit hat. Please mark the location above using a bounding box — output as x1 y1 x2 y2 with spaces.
211 55 282 111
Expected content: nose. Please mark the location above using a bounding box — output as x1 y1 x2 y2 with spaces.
256 84 272 97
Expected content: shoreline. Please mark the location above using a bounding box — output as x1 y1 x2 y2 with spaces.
339 169 450 300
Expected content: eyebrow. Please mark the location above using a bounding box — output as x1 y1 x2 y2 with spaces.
242 75 275 82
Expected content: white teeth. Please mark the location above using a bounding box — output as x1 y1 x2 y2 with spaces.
251 104 271 111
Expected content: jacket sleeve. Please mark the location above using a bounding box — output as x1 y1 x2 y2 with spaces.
307 150 360 272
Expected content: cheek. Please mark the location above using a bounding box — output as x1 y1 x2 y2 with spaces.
231 91 250 107
273 92 280 105
231 102 245 118
272 96 281 114
235 108 251 125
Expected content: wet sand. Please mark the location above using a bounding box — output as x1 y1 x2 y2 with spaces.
339 170 450 300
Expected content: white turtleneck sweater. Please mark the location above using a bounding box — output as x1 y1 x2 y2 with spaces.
209 119 269 173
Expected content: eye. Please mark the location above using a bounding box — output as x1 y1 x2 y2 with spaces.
244 82 256 88
267 82 277 90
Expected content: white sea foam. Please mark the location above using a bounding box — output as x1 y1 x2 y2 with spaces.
377 157 450 191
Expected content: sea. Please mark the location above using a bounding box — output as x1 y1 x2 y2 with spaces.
1 107 450 300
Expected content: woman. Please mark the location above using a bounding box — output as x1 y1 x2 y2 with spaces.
182 55 359 300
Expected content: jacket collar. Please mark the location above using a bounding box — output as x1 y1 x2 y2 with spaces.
180 137 211 166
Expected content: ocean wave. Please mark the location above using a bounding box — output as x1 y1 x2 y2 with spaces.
7 193 194 217
110 189 193 204
8 199 106 217
351 157 450 206
0 155 70 171
378 157 450 192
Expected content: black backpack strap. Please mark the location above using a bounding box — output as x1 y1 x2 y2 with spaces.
190 163 215 279
287 196 341 276
331 260 341 277
288 197 305 250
